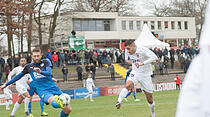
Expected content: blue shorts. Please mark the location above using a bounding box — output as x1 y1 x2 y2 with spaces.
27 83 36 96
38 87 63 103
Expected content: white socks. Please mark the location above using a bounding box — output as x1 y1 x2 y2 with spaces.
5 101 10 109
90 94 93 101
24 98 29 112
148 102 155 117
117 88 129 103
11 102 20 116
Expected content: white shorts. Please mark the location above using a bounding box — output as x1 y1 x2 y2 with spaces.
127 73 153 93
16 85 28 97
3 87 12 99
87 87 93 93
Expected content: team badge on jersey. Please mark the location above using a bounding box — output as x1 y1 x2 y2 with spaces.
40 63 44 67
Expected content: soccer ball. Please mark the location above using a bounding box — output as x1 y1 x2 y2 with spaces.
59 93 71 107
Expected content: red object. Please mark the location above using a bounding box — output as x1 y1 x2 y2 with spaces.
121 42 125 50
99 85 124 96
155 34 159 38
52 54 58 62
176 76 181 84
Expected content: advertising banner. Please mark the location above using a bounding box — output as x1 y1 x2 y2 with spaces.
75 87 99 99
62 89 75 99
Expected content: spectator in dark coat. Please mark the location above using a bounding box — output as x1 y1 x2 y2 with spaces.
85 64 90 72
90 63 96 80
170 56 175 69
14 55 19 67
76 65 83 81
62 64 68 82
7 56 13 69
97 52 103 68
26 53 32 63
110 64 115 80
60 51 65 66
163 55 169 75
0 56 5 72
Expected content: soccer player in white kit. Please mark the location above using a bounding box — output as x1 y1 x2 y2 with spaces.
8 57 30 117
85 74 95 102
3 84 12 110
176 1 210 117
116 40 158 117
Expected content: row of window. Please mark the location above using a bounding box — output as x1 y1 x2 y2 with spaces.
73 19 111 31
121 20 188 31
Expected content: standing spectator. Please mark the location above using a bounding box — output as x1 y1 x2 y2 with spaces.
4 63 10 80
80 50 85 65
76 65 83 81
107 55 112 66
92 52 97 67
163 47 168 56
159 61 164 75
110 64 115 80
163 55 169 75
169 48 175 58
109 50 114 63
115 50 119 63
170 56 175 69
14 55 19 68
174 75 181 90
119 51 125 64
62 64 68 82
52 52 58 68
46 49 52 61
102 50 107 64
69 51 74 65
64 51 69 65
0 56 5 72
179 53 185 69
26 53 32 63
97 52 103 68
60 51 65 66
82 72 88 87
7 56 13 69
85 64 90 72
90 63 96 80
85 50 90 65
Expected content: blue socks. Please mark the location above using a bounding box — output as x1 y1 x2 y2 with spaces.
40 100 44 113
132 91 137 100
51 100 60 108
60 110 69 117
125 92 131 98
28 102 32 114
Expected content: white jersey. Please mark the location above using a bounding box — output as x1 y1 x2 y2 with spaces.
125 46 158 75
8 66 28 89
3 86 12 99
86 78 95 89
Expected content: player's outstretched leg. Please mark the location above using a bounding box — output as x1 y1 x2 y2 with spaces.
40 99 48 116
47 95 72 117
116 80 134 109
144 91 155 117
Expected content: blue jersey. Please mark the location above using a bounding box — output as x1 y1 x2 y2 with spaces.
125 69 131 84
6 59 62 98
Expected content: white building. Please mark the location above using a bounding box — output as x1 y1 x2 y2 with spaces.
32 12 196 49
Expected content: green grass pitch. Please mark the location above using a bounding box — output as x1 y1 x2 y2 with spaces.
0 90 180 117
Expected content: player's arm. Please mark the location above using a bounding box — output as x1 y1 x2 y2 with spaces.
142 47 158 65
40 66 52 76
4 72 25 87
8 67 17 81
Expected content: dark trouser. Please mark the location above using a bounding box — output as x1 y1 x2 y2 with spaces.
63 74 68 82
111 73 115 80
78 73 82 81
91 73 95 80
176 84 180 90
98 61 103 68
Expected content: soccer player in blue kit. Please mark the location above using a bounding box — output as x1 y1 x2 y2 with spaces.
0 47 72 117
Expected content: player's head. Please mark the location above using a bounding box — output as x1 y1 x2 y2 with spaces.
32 47 42 63
88 74 92 78
124 40 136 55
19 57 27 67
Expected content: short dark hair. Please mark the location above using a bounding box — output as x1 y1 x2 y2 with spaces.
124 40 135 47
32 47 41 53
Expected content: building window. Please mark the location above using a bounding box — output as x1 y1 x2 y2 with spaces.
158 21 162 30
122 20 126 30
73 20 81 31
104 20 110 31
81 20 89 31
164 21 168 29
171 21 175 30
151 21 155 30
95 41 105 45
178 21 181 30
184 21 188 30
129 21 133 30
89 20 96 31
112 40 120 44
136 21 141 30
96 20 104 31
